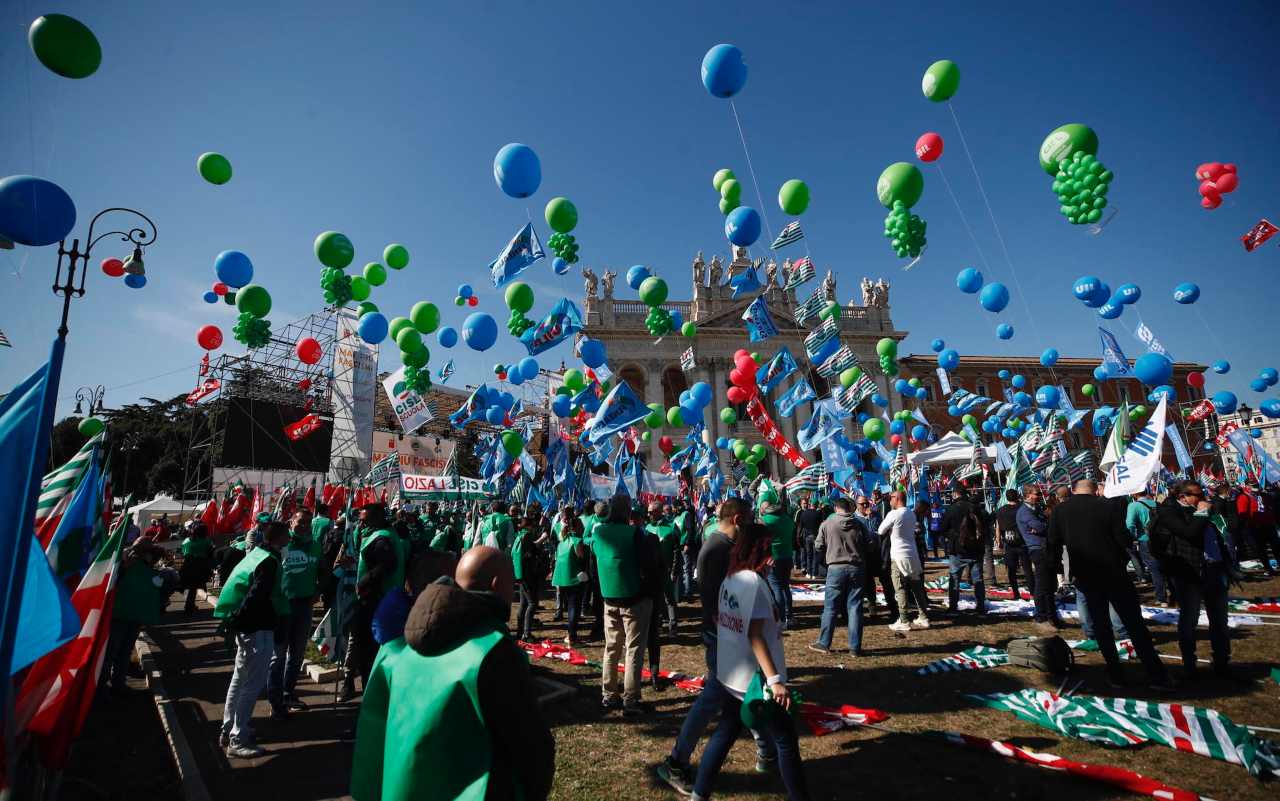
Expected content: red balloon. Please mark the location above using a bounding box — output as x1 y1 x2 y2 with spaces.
658 435 674 454
1187 371 1205 388
1214 172 1238 194
101 258 124 277
1201 195 1222 210
733 348 750 361
729 368 749 387
467 296 479 307
915 132 943 162
726 386 748 404
296 336 323 365
735 353 756 372
196 324 223 351
889 434 902 447
212 282 229 296
497 372 507 381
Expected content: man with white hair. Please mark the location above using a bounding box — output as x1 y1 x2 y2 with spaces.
880 491 930 632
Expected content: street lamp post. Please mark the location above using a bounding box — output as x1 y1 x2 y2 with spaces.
52 207 157 340
73 384 106 415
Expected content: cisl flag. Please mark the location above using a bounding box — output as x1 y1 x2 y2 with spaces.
1104 397 1168 498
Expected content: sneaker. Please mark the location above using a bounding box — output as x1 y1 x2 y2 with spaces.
336 680 356 703
911 617 931 630
656 758 694 797
651 673 666 691
270 705 290 721
888 620 911 633
807 643 831 654
225 743 265 759
754 757 777 774
285 696 307 712
601 695 623 711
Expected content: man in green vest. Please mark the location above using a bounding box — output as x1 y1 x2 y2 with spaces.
592 495 655 716
759 485 798 629
102 541 164 692
645 502 680 638
477 500 515 553
214 521 290 759
581 500 608 642
342 503 404 701
267 509 322 717
351 546 555 801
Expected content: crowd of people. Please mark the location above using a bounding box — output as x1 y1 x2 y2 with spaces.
113 473 1280 800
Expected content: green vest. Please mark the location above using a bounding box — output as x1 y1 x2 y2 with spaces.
312 514 333 542
429 528 452 552
350 626 508 801
580 514 600 543
511 531 529 581
479 514 514 552
357 529 406 597
281 532 323 599
646 522 679 569
180 537 214 559
591 522 640 599
114 561 162 625
674 511 693 545
762 512 795 561
552 536 586 587
213 547 288 619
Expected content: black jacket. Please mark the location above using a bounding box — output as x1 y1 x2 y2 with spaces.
995 505 1022 549
357 534 400 602
1150 497 1226 580
940 499 987 558
1210 494 1239 533
404 580 555 801
1046 494 1130 587
229 553 280 633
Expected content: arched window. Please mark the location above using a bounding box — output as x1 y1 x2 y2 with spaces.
619 365 644 397
662 366 688 410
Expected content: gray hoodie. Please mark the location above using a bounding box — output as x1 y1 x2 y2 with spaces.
815 511 869 566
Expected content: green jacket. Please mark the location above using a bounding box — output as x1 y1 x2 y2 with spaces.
180 537 214 559
357 529 406 597
281 531 323 599
312 514 333 542
114 560 162 625
478 513 515 552
552 536 586 588
761 511 796 561
213 547 288 619
591 522 641 600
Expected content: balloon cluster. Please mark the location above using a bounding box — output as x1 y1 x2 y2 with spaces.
664 380 713 432
894 376 929 401
1040 124 1112 225
403 364 432 395
505 281 535 336
314 231 356 307
233 311 271 349
958 267 1010 321
97 251 146 290
494 356 541 387
548 232 579 265
1071 275 1139 320
725 349 761 405
877 163 926 259
477 385 524 426
1248 367 1278 394
713 169 740 216
551 369 605 419
454 283 479 307
638 275 674 337
544 197 580 264
321 267 353 306
876 337 899 377
1194 163 1238 210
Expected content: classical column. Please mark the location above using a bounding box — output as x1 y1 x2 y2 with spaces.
645 359 664 466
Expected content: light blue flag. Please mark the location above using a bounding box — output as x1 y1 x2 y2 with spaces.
519 449 538 481
1066 409 1091 430
520 298 583 356
755 347 798 394
729 265 762 299
1098 326 1134 378
450 384 489 428
490 222 546 287
820 432 851 471
741 296 778 342
1166 424 1193 472
776 379 816 419
911 408 930 427
669 446 695 472
797 399 843 451
584 381 650 446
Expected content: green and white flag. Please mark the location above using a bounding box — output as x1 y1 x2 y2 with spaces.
1003 443 1037 493
917 645 1010 675
35 432 105 549
1099 401 1130 474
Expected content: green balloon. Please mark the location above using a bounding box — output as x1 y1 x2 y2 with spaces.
501 430 525 458
839 368 858 388
778 179 810 215
751 443 767 460
720 407 738 424
746 463 759 479
315 231 354 269
410 301 440 334
751 352 762 364
863 418 886 441
666 406 684 427
564 368 585 391
818 301 841 321
505 281 535 313
876 163 924 209
235 284 272 318
645 410 664 429
681 322 697 338
454 296 466 306
732 441 749 460
384 244 410 270
363 262 387 287
197 152 232 185
962 414 977 428
78 416 104 437
718 197 739 216
712 168 736 192
641 431 652 442
876 337 898 357
1081 383 1095 397
350 276 371 301
638 276 668 307
401 348 428 368
908 377 922 388
1038 123 1099 176
28 14 101 79
720 178 742 203
356 301 379 317
388 316 413 342
544 197 579 234
922 59 960 102
396 327 425 354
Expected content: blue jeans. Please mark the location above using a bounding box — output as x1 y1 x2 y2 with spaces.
692 693 811 801
267 597 313 707
1138 540 1166 603
222 630 274 747
767 557 794 624
1171 564 1231 669
816 564 865 652
947 556 986 613
670 632 775 769
1075 588 1129 641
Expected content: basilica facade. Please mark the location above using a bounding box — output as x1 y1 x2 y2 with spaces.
579 247 909 481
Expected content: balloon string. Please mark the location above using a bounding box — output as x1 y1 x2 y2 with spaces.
728 100 777 250
1191 305 1231 362
934 162 994 279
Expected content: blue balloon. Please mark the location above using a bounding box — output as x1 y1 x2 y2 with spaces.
997 369 1010 380
856 412 869 424
358 311 389 344
579 339 606 369
518 356 540 381
436 326 458 348
1097 302 1123 320
716 436 729 450
996 323 1014 340
124 273 146 289
1084 283 1110 308
553 257 570 275
498 391 516 411
890 419 905 435
979 282 1009 312
509 370 525 387
1212 391 1238 414
1133 352 1173 386
552 394 572 418
1035 385 1061 409
581 392 601 413
215 250 254 288
670 309 684 331
1093 365 1109 381
1260 399 1280 419
930 338 945 352
1250 378 1268 393
462 312 498 352
1040 348 1059 367
701 43 748 98
203 291 218 304
1011 374 1026 388
1212 360 1230 374
1173 282 1200 304
956 267 983 294
1151 385 1176 402
1262 368 1279 386
485 406 505 424
947 404 961 417
1013 391 1032 407
626 265 650 290
913 387 926 399
937 348 960 370
457 283 474 299
910 424 928 441
1251 428 1263 438
493 143 541 199
843 449 858 463
724 206 761 246
1114 283 1141 304
690 381 713 407
894 378 910 393
1002 428 1017 439
1072 275 1102 301
871 394 887 408
0 175 77 247
679 403 702 426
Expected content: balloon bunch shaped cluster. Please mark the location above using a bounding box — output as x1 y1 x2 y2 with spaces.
877 163 926 259
893 376 929 401
725 349 761 405
233 308 271 349
713 168 741 215
876 337 899 377
727 439 769 479
1040 124 1112 225
665 380 713 432
315 231 358 306
1195 162 1238 210
402 364 432 395
636 274 674 337
493 355 541 387
550 368 605 419
547 232 579 265
454 283 479 308
505 282 535 336
479 385 523 426
1072 275 1139 320
544 196 581 265
1249 367 1279 394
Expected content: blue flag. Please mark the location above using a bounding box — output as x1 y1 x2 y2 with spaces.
797 399 843 451
490 222 546 287
776 379 816 419
449 384 489 428
755 347 798 394
520 298 583 355
741 296 778 343
669 446 695 472
46 443 103 578
1098 326 1133 378
1166 423 1193 472
584 381 649 446
729 265 762 299
571 381 600 413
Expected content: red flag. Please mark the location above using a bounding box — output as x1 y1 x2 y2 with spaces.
185 378 220 406
302 481 316 514
284 413 322 441
199 498 219 532
199 353 210 376
249 485 265 522
220 491 250 534
1241 219 1278 252
1187 399 1215 422
328 485 347 520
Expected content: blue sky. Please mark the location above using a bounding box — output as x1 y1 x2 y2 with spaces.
2 1 1278 419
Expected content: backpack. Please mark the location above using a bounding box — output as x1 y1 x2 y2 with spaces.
958 506 983 555
1007 636 1074 674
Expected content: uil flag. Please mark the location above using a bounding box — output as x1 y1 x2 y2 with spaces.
489 222 546 287
783 257 815 290
776 378 816 418
741 296 778 343
755 347 798 394
583 381 649 446
794 285 826 327
1097 327 1133 379
437 359 455 383
520 298 583 355
770 221 805 250
449 384 489 428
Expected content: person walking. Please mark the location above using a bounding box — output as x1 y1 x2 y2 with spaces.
880 492 930 632
794 499 825 579
1126 490 1166 605
940 488 987 616
858 497 899 622
1047 480 1173 690
592 495 655 716
214 522 290 758
997 491 1032 601
102 541 164 692
512 513 549 641
267 510 322 717
551 508 588 645
758 486 797 629
179 522 215 614
1016 487 1059 629
341 504 405 701
809 499 871 656
646 502 681 637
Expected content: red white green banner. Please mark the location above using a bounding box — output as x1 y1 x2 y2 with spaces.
745 395 811 470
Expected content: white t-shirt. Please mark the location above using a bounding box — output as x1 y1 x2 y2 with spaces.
878 507 922 574
716 570 786 698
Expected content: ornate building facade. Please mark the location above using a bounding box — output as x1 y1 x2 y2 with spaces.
580 247 908 480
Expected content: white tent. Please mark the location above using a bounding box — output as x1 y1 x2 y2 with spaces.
907 432 998 466
128 495 204 530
